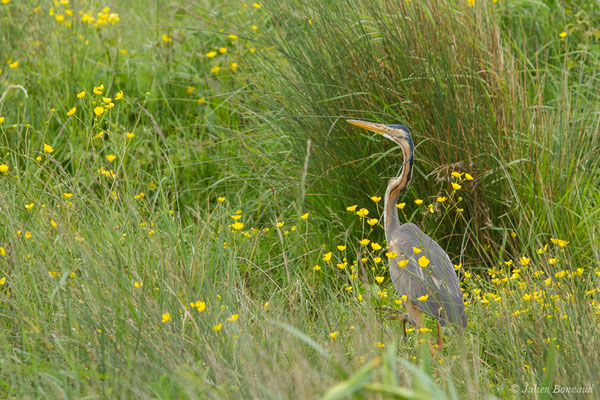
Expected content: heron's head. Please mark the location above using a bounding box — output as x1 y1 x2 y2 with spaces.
346 119 413 148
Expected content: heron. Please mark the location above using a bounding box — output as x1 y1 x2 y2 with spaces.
347 119 467 349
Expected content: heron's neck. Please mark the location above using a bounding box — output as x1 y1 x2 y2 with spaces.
384 141 414 237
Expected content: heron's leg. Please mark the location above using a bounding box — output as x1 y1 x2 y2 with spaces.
376 306 415 341
376 307 416 325
408 303 437 356
407 303 424 329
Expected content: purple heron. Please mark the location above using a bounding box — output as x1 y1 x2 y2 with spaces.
347 120 467 348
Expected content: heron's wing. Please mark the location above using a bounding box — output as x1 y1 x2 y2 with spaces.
388 223 466 327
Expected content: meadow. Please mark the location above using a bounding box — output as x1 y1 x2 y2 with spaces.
0 0 599 398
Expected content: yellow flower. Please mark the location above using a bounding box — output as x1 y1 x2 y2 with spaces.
322 252 332 262
375 276 384 284
418 256 430 268
197 97 206 104
162 34 172 43
217 197 225 203
94 106 104 116
115 90 123 100
44 143 54 153
359 238 370 246
414 199 423 205
451 171 463 178
253 2 261 8
126 132 135 139
367 218 378 226
548 258 558 265
0 116 4 123
63 192 74 198
412 247 422 254
377 342 385 348
76 91 86 98
206 51 217 58
66 107 76 116
467 0 475 7
337 262 347 269
8 60 18 69
211 66 220 73
25 202 34 210
356 208 369 217
102 97 112 104
396 202 405 210
371 242 382 250
228 34 238 40
373 257 382 263
50 219 57 228
313 265 321 271
0 164 8 173
337 245 346 251
106 154 116 162
227 314 239 322
519 257 530 266
134 281 143 288
329 331 339 339
231 222 244 230
451 182 461 190
276 221 284 228
346 204 357 212
0 277 5 285
93 84 104 95
418 294 429 302
219 47 227 54
454 263 462 270
550 238 569 247
299 212 309 220
465 173 473 180
263 302 270 310
418 327 431 333
161 313 171 323
385 251 397 259
559 31 567 38
371 195 381 203
397 259 409 268
213 323 223 331
0 247 5 256
436 196 447 203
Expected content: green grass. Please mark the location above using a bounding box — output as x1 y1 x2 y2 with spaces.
1 0 599 398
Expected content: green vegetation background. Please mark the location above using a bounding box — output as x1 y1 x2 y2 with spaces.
0 0 598 398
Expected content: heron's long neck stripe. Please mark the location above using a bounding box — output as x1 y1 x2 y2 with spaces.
384 140 414 233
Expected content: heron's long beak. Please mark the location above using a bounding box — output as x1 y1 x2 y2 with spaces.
346 119 387 135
